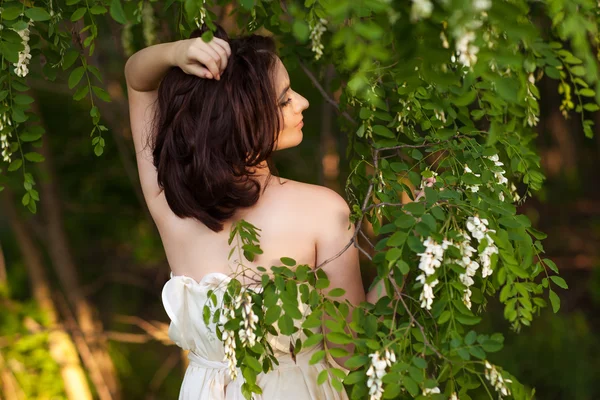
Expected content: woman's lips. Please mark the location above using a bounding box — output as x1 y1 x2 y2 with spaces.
296 120 304 128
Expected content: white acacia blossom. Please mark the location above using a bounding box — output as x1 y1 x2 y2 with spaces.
309 18 327 60
455 231 479 309
423 386 441 396
13 20 33 78
411 0 433 22
473 0 492 11
466 216 498 278
450 393 459 400
455 30 479 68
1 108 13 163
485 361 512 397
464 164 481 193
415 237 451 310
141 1 157 46
366 349 396 400
238 292 259 347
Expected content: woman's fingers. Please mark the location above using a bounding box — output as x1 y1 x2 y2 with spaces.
210 42 229 73
212 37 231 58
193 46 221 78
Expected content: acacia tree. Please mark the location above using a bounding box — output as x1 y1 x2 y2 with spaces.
0 0 599 399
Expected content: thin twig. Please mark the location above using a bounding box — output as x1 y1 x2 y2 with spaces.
298 62 356 125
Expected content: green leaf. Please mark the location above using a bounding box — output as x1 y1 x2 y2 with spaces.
309 350 326 365
387 231 407 247
278 314 295 335
396 260 410 275
550 276 568 289
25 7 52 21
13 95 34 105
90 5 108 15
372 125 395 138
20 130 43 142
326 332 352 345
317 369 328 385
68 67 86 89
24 152 45 162
245 355 262 373
240 0 255 10
110 0 127 24
402 376 419 397
292 20 310 42
328 288 345 297
8 159 23 172
303 333 323 348
71 7 87 21
92 86 112 102
264 305 281 325
412 357 426 369
1 6 23 20
549 289 560 313
73 85 89 101
280 257 296 266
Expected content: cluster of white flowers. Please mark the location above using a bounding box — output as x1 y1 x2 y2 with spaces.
455 231 479 309
464 164 481 193
423 386 441 396
526 73 540 127
366 349 396 400
221 294 239 380
416 237 452 310
411 0 433 22
466 216 498 278
434 109 447 123
237 291 259 347
1 107 13 163
309 18 327 60
221 329 238 380
194 0 208 28
485 361 512 397
121 23 135 57
455 30 479 68
473 0 492 11
142 1 157 47
486 154 508 186
13 20 33 78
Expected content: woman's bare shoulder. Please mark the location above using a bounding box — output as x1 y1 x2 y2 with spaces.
270 177 350 215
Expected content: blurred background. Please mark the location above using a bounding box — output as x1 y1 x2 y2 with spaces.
0 6 599 400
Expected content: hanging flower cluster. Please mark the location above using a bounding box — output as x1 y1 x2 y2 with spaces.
423 386 441 396
454 29 479 68
141 1 157 47
309 18 327 60
13 20 33 78
484 361 513 397
221 296 239 380
466 216 498 278
411 0 433 22
415 237 451 310
366 349 396 400
237 291 259 347
1 107 13 163
455 232 479 309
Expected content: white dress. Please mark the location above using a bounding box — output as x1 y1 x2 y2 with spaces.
161 272 349 399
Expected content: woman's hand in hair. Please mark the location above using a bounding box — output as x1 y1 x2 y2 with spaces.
173 37 232 80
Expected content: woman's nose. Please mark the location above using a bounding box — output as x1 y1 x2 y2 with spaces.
296 95 309 112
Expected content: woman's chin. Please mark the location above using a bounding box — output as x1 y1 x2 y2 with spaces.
274 131 303 151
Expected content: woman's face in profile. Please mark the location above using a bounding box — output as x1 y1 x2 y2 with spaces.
272 58 310 151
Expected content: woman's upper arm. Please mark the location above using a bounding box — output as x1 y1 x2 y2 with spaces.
127 85 162 202
314 189 365 305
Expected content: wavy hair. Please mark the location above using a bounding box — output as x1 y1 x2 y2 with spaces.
150 25 282 232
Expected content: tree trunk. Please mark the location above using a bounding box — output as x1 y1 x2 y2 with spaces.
34 102 121 399
1 191 93 400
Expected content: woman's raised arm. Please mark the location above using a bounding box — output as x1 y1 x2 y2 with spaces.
124 37 231 92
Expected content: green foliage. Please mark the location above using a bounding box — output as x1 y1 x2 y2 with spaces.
1 0 598 398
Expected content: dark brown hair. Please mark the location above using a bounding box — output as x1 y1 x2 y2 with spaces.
150 25 281 232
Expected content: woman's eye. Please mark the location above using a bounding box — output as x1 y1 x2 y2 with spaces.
280 98 292 107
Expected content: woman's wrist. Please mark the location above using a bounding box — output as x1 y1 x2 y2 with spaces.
125 41 182 92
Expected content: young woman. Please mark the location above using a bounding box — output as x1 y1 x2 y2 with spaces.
125 25 377 399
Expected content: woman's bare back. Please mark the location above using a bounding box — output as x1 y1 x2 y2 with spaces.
149 176 339 283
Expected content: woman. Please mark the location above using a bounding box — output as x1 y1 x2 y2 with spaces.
125 25 371 399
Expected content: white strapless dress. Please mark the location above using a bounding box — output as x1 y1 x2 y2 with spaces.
161 272 349 399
